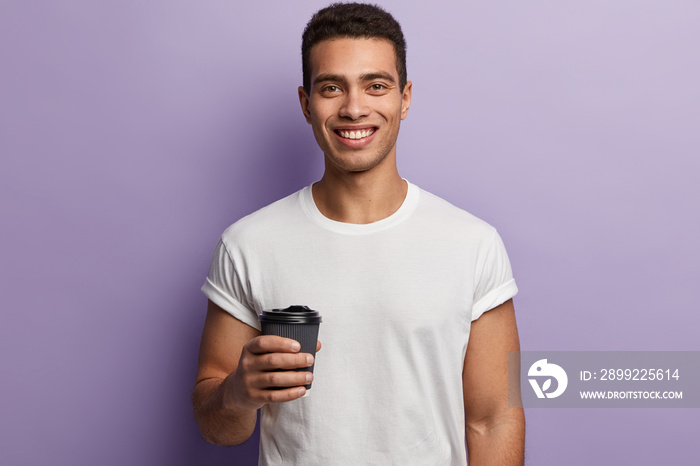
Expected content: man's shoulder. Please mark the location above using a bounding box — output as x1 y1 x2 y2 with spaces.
220 187 307 245
414 185 497 238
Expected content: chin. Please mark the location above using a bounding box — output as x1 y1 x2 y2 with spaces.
329 154 388 173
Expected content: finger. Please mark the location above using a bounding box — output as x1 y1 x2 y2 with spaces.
316 340 322 352
249 351 314 372
255 386 308 404
252 370 313 390
245 335 301 355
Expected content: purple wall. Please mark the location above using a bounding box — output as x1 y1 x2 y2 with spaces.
1 1 698 464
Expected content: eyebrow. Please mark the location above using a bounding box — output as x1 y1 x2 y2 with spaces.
359 72 396 83
314 72 396 87
314 74 346 86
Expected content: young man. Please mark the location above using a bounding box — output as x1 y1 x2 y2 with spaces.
193 3 525 465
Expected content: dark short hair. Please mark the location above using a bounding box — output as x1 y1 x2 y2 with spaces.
301 2 407 93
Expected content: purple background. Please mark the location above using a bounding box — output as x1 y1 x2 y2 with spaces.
2 1 698 464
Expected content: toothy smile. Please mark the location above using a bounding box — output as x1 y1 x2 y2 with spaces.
335 128 376 140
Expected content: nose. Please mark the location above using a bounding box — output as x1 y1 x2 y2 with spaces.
338 88 370 120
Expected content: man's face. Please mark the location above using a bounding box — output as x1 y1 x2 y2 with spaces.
299 37 412 174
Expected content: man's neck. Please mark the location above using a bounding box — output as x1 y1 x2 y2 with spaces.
312 164 407 225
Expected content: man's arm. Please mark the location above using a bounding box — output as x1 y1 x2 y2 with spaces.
463 299 525 465
192 300 317 446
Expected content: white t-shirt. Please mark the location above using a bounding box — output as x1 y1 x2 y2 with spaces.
202 181 517 465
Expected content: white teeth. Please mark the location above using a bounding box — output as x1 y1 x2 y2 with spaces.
339 129 374 140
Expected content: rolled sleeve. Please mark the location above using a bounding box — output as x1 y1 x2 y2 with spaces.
201 237 261 330
471 230 518 321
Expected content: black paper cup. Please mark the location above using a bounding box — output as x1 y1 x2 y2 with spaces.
259 306 322 390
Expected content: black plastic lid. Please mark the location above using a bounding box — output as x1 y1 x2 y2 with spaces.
259 305 322 324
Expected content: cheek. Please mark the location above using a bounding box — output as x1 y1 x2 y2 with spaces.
378 98 404 119
309 119 331 146
310 99 335 118
308 111 326 132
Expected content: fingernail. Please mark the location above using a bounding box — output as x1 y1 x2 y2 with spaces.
291 341 301 351
306 373 313 383
298 387 306 396
306 355 313 365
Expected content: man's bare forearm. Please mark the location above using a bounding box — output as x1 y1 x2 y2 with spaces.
192 376 258 446
466 409 525 466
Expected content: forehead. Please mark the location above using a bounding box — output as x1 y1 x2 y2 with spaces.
308 37 398 82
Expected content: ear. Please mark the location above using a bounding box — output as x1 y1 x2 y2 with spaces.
400 81 412 120
298 86 312 124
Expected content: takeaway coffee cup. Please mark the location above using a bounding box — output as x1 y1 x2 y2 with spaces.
259 305 322 390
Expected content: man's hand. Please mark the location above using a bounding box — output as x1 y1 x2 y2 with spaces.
224 335 321 410
192 301 321 445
